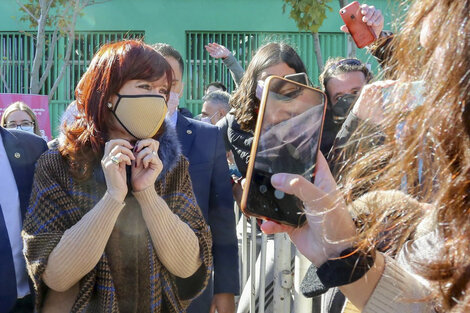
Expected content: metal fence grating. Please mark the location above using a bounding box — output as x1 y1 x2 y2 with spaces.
185 31 349 115
0 31 145 137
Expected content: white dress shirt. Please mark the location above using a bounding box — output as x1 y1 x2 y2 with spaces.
0 133 30 298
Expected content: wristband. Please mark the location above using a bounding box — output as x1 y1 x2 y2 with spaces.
317 247 375 288
301 247 375 298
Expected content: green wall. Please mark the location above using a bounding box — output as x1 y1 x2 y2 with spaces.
0 0 400 56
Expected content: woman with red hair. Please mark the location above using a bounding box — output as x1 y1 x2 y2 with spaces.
23 40 212 312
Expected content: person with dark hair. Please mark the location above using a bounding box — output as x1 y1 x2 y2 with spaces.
217 42 309 178
153 42 239 313
205 81 227 94
0 126 47 313
22 40 212 312
261 0 470 312
151 43 193 121
318 57 374 160
320 58 373 123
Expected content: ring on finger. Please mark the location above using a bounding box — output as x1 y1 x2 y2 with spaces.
152 151 157 157
110 155 120 165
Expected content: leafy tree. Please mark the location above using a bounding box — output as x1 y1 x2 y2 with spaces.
283 0 334 72
16 0 108 99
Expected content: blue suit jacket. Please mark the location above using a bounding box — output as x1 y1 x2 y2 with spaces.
0 127 47 312
175 114 239 311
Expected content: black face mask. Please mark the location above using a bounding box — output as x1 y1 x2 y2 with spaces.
331 94 357 125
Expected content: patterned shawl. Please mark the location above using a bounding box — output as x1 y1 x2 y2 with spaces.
23 126 212 312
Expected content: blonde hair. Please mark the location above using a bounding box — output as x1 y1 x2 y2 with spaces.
1 101 41 136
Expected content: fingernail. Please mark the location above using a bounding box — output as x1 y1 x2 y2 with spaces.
271 173 284 187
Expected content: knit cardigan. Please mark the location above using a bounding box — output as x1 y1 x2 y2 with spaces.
23 127 212 313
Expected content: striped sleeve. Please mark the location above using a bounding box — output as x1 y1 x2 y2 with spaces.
363 255 434 313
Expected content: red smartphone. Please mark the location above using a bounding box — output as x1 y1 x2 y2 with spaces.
240 76 327 227
340 1 377 48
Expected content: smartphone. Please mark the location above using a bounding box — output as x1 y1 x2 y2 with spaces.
241 76 327 227
340 1 377 48
284 72 310 86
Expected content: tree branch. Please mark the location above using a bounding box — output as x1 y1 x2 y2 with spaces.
44 0 55 13
38 27 59 88
15 0 39 23
312 32 324 73
29 0 53 93
84 0 111 6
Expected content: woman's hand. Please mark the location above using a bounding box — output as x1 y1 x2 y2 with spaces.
352 80 396 125
260 153 357 266
205 42 231 59
102 139 135 202
131 139 163 192
340 4 384 39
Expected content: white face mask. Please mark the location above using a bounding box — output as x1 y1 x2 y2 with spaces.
200 112 219 125
7 126 35 134
166 91 181 117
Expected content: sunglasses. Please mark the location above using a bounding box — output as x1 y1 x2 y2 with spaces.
328 58 363 71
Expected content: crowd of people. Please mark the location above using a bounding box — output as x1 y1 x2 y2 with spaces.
0 0 468 312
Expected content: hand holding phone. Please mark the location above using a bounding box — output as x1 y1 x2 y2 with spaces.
241 76 327 227
340 1 377 48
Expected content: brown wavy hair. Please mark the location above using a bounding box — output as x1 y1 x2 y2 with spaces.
59 40 172 180
338 0 469 311
230 42 307 131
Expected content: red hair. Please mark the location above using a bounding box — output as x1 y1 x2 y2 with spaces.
60 40 173 180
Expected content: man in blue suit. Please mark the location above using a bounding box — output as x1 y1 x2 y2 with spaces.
0 126 47 313
154 43 239 313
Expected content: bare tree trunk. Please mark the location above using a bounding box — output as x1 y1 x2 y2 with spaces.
48 0 85 100
312 32 324 73
39 1 75 92
29 0 54 94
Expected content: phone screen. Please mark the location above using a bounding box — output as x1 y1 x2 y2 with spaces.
241 76 327 227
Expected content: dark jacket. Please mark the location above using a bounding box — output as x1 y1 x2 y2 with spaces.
176 113 240 312
0 127 47 313
216 113 253 177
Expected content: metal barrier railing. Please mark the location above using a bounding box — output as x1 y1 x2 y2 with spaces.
236 207 316 313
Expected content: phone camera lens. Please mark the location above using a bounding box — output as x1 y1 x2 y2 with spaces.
274 190 285 199
340 9 345 14
259 185 268 194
